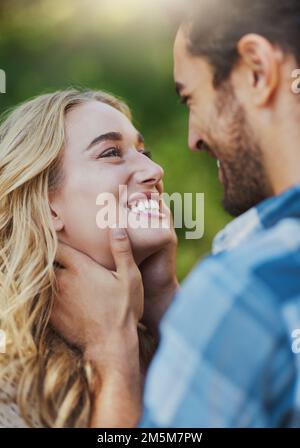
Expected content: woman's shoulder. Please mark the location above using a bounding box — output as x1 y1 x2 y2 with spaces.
0 379 42 428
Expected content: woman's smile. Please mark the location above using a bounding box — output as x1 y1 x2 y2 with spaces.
126 192 166 219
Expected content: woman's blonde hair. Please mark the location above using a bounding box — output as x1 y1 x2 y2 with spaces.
0 89 156 427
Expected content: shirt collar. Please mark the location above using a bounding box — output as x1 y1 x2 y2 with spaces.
212 184 300 255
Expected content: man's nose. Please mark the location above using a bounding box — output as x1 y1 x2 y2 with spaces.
188 128 204 152
188 115 204 152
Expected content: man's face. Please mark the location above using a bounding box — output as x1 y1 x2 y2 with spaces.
173 27 270 217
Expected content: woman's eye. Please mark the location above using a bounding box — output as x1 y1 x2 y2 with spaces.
141 150 152 159
97 147 121 159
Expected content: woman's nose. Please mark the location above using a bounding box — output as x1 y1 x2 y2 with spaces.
132 153 164 187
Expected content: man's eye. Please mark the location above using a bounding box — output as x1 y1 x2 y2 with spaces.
97 147 121 159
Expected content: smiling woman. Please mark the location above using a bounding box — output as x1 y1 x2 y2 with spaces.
0 88 177 427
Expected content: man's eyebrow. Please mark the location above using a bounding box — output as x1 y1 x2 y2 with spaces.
85 132 123 151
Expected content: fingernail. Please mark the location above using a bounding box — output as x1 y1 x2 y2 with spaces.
111 227 127 239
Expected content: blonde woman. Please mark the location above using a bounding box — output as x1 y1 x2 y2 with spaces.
0 89 178 428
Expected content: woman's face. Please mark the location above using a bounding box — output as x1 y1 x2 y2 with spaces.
50 100 173 269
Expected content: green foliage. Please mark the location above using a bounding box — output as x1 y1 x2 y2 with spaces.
0 0 231 280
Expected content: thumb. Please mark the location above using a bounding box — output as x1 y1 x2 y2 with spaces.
109 227 136 275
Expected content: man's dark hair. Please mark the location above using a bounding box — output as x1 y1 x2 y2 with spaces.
184 0 300 87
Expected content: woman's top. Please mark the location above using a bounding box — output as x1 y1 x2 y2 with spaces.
0 381 32 428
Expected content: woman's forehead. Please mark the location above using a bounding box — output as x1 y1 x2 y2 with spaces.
64 100 139 148
67 100 131 128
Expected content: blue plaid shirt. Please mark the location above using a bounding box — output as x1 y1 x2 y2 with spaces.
138 185 300 428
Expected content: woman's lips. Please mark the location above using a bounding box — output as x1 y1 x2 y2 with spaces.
126 191 166 218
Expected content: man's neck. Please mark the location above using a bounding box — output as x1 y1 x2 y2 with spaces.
262 116 300 196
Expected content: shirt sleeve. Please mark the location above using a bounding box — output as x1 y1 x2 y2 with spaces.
138 251 297 428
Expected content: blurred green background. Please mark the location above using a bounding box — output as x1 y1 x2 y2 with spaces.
0 0 231 280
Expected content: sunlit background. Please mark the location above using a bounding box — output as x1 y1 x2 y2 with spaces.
0 0 231 280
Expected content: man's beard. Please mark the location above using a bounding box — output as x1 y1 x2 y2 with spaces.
211 82 272 217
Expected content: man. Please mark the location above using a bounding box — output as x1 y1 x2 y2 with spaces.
57 0 300 427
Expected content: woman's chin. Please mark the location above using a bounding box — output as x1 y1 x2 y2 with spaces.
128 226 174 265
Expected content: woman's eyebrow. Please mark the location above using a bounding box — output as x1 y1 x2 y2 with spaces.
85 132 123 151
85 131 145 151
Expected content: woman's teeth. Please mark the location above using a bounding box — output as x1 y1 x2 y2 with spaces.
128 199 160 216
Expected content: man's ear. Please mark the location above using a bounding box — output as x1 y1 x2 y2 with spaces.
49 197 64 232
236 33 283 106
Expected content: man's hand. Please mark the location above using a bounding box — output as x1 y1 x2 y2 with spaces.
52 227 144 427
52 227 143 371
139 201 179 338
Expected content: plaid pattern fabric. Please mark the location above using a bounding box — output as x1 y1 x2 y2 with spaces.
138 185 300 428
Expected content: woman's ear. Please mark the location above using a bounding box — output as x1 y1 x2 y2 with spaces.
49 198 64 232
